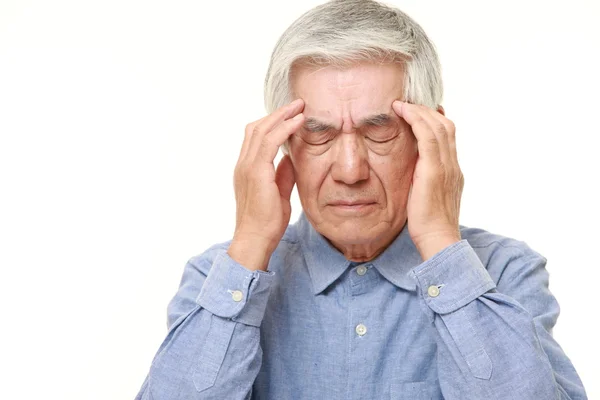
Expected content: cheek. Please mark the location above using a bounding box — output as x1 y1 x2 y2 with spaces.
370 140 417 190
289 138 330 193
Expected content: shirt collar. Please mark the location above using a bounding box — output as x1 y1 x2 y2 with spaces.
296 212 423 295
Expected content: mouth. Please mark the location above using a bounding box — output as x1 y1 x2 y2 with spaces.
329 201 376 206
327 201 377 213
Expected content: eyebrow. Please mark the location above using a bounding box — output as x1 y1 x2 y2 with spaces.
303 113 393 133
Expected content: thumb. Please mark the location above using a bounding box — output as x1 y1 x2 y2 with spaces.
275 154 296 200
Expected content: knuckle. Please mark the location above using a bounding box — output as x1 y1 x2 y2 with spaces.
260 136 274 151
233 173 242 188
414 115 427 126
253 125 265 137
449 166 459 179
426 136 439 147
244 128 253 141
246 115 267 134
433 122 446 135
446 120 456 133
234 163 246 177
245 122 256 135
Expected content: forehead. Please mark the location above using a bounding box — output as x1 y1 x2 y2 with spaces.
290 61 404 124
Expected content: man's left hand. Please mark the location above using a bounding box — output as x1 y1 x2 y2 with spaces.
392 101 464 261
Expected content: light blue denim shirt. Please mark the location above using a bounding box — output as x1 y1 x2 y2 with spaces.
135 212 587 399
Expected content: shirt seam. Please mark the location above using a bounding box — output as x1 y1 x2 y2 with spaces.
434 281 496 314
414 240 467 276
469 240 547 290
470 240 542 260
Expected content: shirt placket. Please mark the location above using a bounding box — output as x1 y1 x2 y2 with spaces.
346 262 378 400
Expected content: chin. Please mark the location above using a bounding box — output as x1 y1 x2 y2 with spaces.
317 214 392 245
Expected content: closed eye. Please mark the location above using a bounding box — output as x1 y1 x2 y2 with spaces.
364 125 399 143
366 135 397 144
298 131 335 145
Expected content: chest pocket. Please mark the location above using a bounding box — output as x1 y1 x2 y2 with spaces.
390 380 443 400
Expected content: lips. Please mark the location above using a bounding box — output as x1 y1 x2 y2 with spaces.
329 199 376 206
329 200 376 206
327 200 377 215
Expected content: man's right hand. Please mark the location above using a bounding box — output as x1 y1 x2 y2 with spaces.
227 99 305 271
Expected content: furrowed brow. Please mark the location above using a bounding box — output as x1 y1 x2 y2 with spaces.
361 113 392 127
303 113 393 133
304 118 335 133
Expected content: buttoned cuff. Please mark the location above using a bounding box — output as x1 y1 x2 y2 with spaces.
410 239 496 315
196 250 275 327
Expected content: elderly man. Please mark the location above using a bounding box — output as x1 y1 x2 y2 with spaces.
135 1 587 399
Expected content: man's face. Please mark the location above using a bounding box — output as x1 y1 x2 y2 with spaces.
288 61 418 252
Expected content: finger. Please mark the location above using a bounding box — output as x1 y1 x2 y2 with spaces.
392 101 441 164
411 105 452 166
247 99 304 161
257 113 305 163
239 115 268 161
439 108 459 166
426 105 458 166
275 154 296 201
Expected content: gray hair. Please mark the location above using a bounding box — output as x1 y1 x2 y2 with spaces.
264 0 443 117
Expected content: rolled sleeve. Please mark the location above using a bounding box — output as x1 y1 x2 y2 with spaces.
196 250 275 327
411 239 497 315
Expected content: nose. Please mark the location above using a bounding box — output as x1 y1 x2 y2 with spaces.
330 133 370 184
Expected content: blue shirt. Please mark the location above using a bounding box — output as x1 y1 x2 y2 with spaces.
135 212 587 399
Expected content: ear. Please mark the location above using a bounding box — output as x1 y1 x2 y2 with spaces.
437 105 445 116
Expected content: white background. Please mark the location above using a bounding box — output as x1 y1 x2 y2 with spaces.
1 0 598 398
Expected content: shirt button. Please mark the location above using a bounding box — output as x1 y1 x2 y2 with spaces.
231 290 244 302
355 323 367 336
427 285 440 297
356 265 368 276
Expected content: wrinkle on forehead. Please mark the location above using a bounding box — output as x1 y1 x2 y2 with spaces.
291 61 405 130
